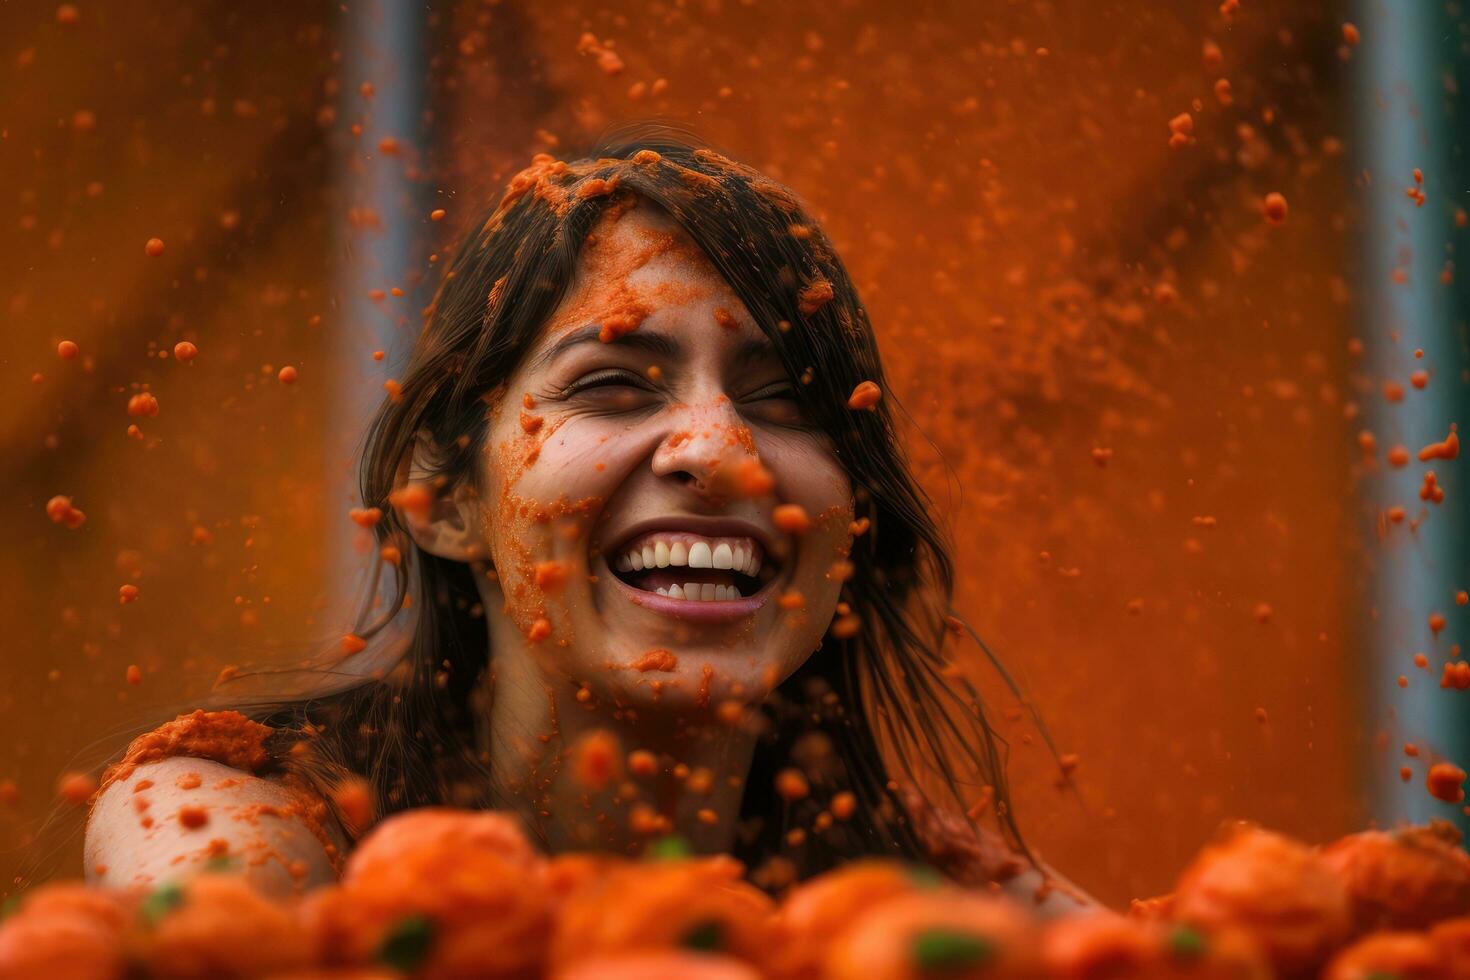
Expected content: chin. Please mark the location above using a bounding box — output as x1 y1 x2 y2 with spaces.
581 636 799 718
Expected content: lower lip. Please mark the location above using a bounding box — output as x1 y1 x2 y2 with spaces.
605 566 773 622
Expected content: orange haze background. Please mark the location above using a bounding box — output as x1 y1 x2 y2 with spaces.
0 0 1410 908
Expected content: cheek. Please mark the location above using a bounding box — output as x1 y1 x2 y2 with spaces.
765 439 854 602
765 436 852 520
475 416 656 622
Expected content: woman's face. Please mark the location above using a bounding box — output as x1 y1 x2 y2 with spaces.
476 200 853 711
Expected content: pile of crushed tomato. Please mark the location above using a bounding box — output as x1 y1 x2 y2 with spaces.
5 808 1470 978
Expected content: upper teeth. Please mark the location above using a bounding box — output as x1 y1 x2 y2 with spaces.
612 535 762 575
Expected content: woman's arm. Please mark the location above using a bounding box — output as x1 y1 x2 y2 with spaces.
894 785 1101 917
84 756 342 900
995 858 1101 919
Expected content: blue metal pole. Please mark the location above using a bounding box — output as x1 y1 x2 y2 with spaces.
328 1 430 633
1355 0 1470 830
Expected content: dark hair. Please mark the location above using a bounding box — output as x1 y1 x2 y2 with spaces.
233 125 1031 881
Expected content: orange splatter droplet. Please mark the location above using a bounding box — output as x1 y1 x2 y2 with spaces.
331 776 375 837
348 507 382 528
1418 426 1459 462
773 504 812 534
847 381 881 410
1428 763 1467 804
144 237 165 258
277 365 298 385
388 484 433 523
1440 661 1470 690
46 495 86 529
127 392 159 417
172 341 197 362
627 749 658 778
775 768 810 801
429 208 446 221
631 648 678 673
831 791 856 820
178 805 208 829
797 278 835 315
57 771 97 805
1430 613 1447 636
570 730 621 792
1167 112 1193 149
57 340 79 360
527 618 552 643
1419 471 1445 505
125 664 142 685
118 584 139 605
341 633 368 655
777 590 806 611
533 560 570 593
1262 192 1288 225
731 458 776 497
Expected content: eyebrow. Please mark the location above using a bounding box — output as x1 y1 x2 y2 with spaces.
534 323 781 370
534 323 682 369
732 335 778 368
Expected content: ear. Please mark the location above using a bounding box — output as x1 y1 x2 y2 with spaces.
395 432 491 564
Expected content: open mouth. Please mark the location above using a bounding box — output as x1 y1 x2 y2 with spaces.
607 530 779 603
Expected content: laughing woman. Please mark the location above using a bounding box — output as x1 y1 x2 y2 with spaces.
84 129 1093 914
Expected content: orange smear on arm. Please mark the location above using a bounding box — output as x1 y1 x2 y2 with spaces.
100 710 276 793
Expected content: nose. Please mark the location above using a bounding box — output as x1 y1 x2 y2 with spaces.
650 396 760 499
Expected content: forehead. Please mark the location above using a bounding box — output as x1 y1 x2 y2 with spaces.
584 201 708 288
532 199 764 352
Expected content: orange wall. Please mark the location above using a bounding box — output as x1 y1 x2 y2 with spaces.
0 1 1368 908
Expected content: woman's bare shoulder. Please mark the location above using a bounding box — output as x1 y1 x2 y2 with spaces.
84 711 345 898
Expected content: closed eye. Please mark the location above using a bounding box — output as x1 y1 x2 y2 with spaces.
561 368 653 395
557 368 660 412
739 381 805 426
742 382 797 401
